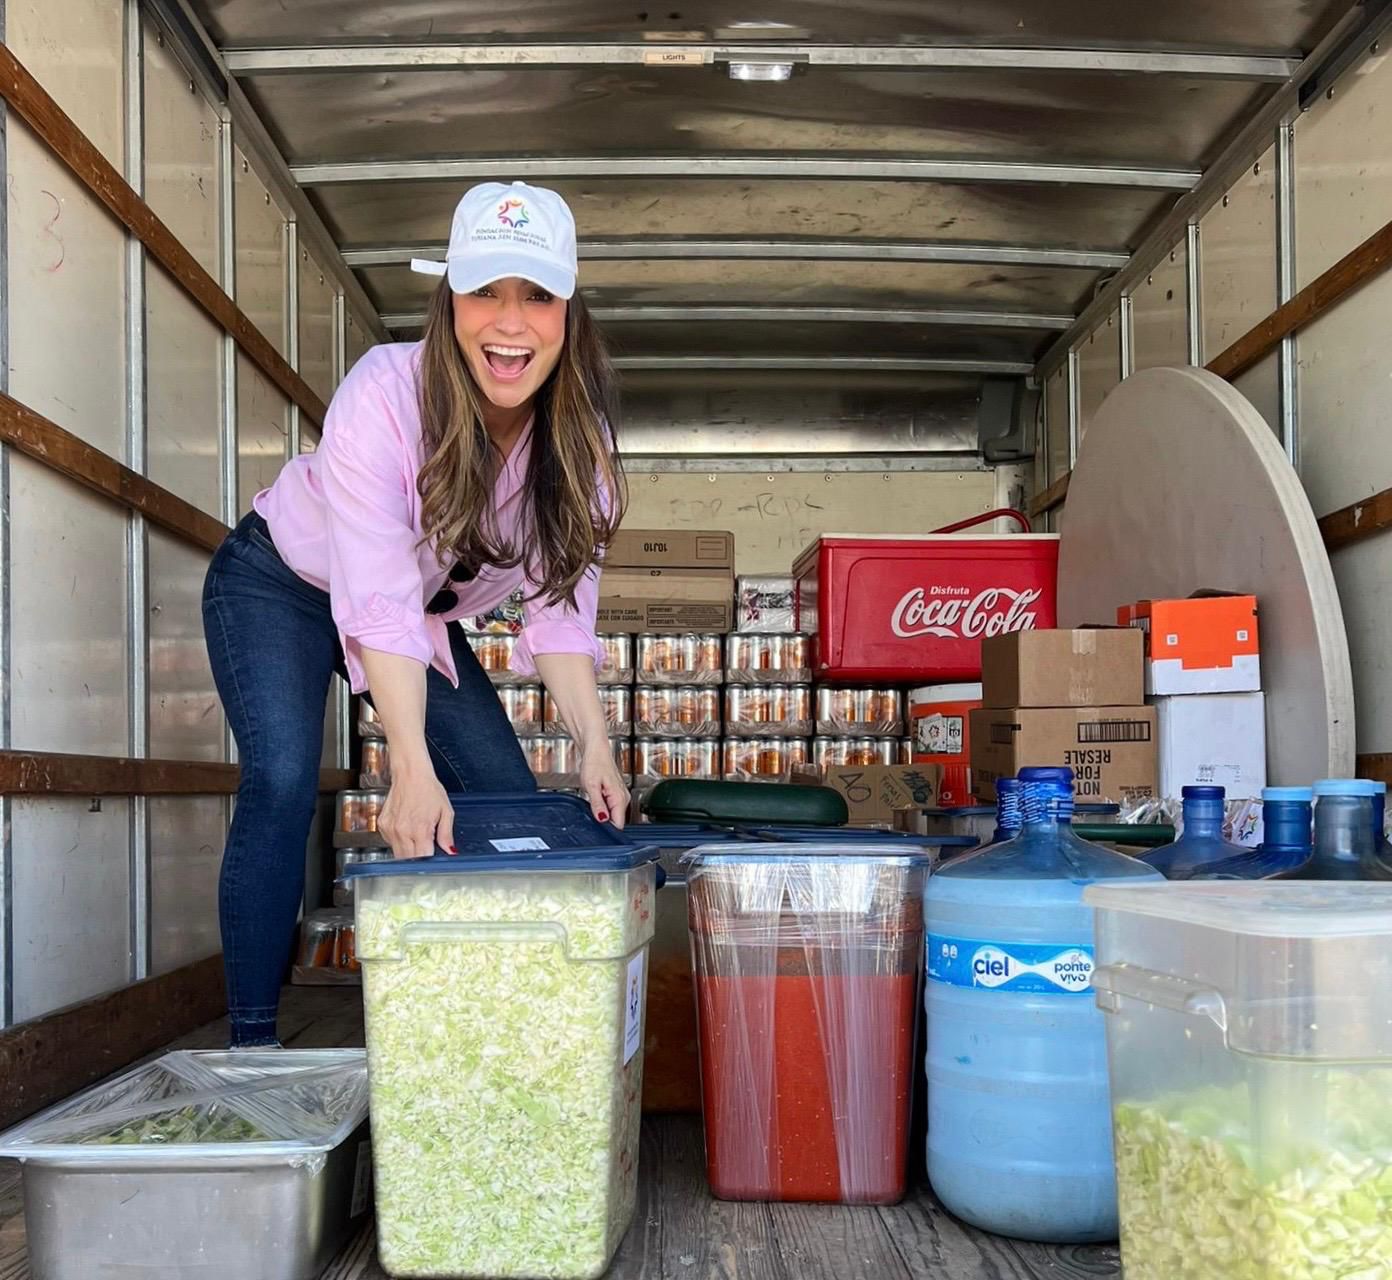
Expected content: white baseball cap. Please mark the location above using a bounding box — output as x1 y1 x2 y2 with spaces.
411 181 578 300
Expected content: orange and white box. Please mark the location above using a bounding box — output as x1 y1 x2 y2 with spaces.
909 682 982 807
1118 595 1260 696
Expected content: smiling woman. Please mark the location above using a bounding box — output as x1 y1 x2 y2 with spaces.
201 180 628 1048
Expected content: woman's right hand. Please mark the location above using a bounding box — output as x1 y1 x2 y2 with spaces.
379 759 456 859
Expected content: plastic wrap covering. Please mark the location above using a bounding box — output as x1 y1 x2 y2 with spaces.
812 737 913 768
724 686 813 738
0 1049 369 1165
597 633 635 686
519 735 634 787
736 576 797 634
358 698 383 739
685 847 929 1203
636 634 724 686
546 686 634 737
336 789 386 847
634 686 721 738
296 908 360 977
634 738 720 782
360 738 391 789
1123 794 1261 847
722 738 811 783
352 858 657 1278
726 633 811 685
468 633 532 687
496 684 545 736
815 688 906 737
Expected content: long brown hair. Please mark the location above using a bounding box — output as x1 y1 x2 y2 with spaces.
415 279 626 606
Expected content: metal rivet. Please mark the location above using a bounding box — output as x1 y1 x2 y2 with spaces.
708 474 716 483
1326 86 1335 100
189 80 195 92
264 193 270 205
1147 274 1154 285
766 474 775 482
1254 161 1261 174
1373 41 1380 54
824 474 832 482
157 31 164 46
241 159 249 173
649 474 659 483
1170 251 1177 263
1222 194 1230 208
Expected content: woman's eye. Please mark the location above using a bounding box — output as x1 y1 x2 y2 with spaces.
472 287 494 298
530 290 555 303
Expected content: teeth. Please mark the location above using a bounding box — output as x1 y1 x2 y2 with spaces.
483 345 532 357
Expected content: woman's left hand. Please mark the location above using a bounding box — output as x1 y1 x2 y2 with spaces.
580 742 629 829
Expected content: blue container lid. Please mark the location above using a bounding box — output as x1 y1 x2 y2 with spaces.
1314 779 1383 798
1182 785 1226 801
342 845 663 879
435 791 627 856
1263 786 1314 802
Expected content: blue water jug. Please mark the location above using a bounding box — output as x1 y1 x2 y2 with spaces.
992 777 1023 844
924 766 1164 1243
1197 786 1313 879
1361 781 1392 878
1142 786 1248 880
1300 779 1380 880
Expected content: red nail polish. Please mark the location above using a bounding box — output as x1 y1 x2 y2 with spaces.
597 812 609 823
449 845 458 853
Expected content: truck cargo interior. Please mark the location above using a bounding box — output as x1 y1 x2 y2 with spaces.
1 0 1390 1275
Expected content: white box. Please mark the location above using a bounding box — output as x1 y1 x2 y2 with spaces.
1154 692 1267 800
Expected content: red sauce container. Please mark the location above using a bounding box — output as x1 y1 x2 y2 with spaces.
686 848 930 1204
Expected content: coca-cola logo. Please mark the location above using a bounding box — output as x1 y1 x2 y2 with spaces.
891 587 1043 640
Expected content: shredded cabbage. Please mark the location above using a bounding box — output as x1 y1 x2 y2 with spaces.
1114 1081 1392 1279
85 1107 267 1145
358 873 648 1279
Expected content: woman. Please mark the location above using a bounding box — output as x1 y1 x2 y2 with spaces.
203 181 628 1047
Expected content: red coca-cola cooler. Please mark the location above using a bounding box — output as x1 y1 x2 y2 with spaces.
793 511 1059 683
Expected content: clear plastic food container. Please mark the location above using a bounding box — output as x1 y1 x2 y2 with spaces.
345 847 660 1279
686 845 931 1203
721 738 811 782
726 634 811 685
636 633 724 686
815 688 906 737
546 686 634 736
812 736 913 768
1085 882 1392 1280
597 633 634 686
334 848 395 906
497 684 545 735
724 685 813 738
358 699 383 739
0 1050 372 1280
634 686 721 738
634 738 720 782
359 738 391 789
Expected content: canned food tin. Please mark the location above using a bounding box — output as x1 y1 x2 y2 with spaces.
336 789 386 834
496 685 544 733
725 633 812 685
634 686 721 737
636 633 724 685
518 735 633 782
545 686 634 736
812 737 914 768
814 687 905 737
634 738 721 780
359 739 392 789
597 633 635 686
723 685 813 737
721 738 812 782
468 633 536 686
333 847 394 906
357 699 383 739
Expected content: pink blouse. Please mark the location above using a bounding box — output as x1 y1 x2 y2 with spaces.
253 341 606 695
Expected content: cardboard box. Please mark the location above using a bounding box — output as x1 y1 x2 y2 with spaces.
821 763 944 828
607 528 735 570
981 628 1143 709
971 706 1158 806
1118 593 1260 695
597 567 734 633
1154 692 1267 799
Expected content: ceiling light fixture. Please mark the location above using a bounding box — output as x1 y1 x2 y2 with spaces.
727 59 794 81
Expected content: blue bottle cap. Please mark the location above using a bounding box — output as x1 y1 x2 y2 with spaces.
1182 785 1226 801
1314 779 1383 798
1018 766 1074 788
1262 786 1313 802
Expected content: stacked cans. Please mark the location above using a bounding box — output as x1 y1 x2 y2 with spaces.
634 634 724 783
722 630 814 781
810 686 913 774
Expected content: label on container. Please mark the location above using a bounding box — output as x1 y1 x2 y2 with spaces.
927 934 1095 995
489 836 550 851
623 951 646 1065
351 1139 374 1217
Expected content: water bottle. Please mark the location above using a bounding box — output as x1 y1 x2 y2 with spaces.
1364 781 1392 879
1301 779 1379 880
924 766 1164 1243
1142 786 1248 880
1196 786 1313 879
992 777 1023 844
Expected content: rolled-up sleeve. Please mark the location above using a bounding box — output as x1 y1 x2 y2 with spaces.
319 362 432 692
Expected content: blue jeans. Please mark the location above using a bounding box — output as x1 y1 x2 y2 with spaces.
203 511 535 1046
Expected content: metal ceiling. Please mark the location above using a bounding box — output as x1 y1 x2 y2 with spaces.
182 0 1358 392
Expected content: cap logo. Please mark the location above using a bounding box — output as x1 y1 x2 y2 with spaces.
497 197 530 229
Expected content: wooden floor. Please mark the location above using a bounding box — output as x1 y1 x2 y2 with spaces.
0 987 1120 1280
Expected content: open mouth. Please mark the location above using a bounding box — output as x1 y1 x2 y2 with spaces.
481 344 535 380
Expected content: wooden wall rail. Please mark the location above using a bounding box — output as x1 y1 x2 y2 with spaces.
0 41 328 428
1031 212 1392 532
0 751 355 795
0 393 230 553
0 956 226 1129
